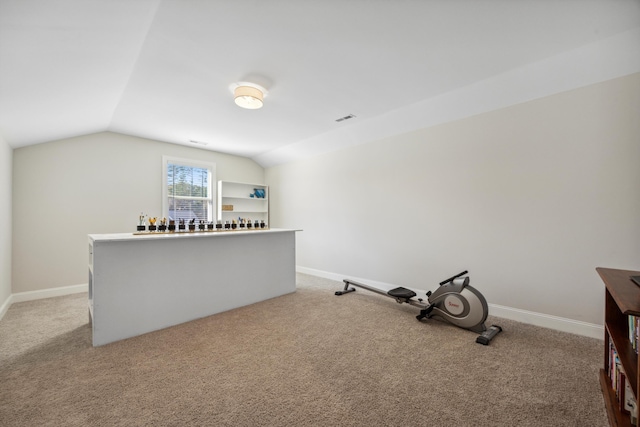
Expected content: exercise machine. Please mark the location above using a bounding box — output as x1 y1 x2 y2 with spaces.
335 270 502 344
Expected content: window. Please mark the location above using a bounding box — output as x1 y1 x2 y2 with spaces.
162 156 216 222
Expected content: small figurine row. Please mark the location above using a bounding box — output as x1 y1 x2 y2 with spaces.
137 215 266 232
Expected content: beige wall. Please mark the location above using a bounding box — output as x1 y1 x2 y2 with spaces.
266 73 640 326
12 132 265 293
0 133 12 308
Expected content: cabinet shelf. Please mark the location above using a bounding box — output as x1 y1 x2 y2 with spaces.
598 267 640 427
221 196 268 201
222 211 267 215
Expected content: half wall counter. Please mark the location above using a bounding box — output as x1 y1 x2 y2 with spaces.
88 228 299 346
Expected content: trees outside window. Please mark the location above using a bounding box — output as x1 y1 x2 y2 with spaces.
162 156 216 222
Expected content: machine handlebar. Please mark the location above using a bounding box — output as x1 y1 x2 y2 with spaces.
439 270 469 286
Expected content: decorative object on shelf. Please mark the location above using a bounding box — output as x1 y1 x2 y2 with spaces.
252 188 265 198
137 213 146 231
130 216 221 234
131 214 270 235
222 205 234 211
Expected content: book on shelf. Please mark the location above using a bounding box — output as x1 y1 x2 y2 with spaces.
626 381 636 415
630 315 639 354
609 342 638 422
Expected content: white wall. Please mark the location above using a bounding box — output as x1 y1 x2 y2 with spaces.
12 131 265 293
0 133 12 314
266 73 640 326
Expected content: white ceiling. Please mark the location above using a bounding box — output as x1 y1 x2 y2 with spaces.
1 0 639 167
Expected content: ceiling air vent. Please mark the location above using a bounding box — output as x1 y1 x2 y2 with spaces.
335 114 356 122
189 139 209 146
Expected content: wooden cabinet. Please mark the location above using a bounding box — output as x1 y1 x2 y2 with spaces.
217 181 269 226
598 267 640 426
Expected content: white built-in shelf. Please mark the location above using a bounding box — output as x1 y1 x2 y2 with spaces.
217 181 269 225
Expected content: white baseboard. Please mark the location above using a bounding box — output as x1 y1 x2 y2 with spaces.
297 266 604 340
487 304 603 340
11 283 88 303
0 284 88 322
297 266 397 290
3 270 607 340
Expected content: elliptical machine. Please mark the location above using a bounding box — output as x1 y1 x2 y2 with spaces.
335 271 502 344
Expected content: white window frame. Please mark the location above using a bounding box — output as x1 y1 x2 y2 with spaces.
162 155 216 222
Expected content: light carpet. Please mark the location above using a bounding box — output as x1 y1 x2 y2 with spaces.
0 273 607 426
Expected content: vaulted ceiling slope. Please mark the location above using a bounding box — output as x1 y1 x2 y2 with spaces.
1 0 639 167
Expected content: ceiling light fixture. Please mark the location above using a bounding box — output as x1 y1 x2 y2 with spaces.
230 82 268 110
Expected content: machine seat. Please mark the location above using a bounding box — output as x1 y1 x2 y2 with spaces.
387 287 417 299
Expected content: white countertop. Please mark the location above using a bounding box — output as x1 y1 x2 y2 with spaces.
89 228 300 242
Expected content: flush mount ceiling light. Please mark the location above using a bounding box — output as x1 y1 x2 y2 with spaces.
230 82 268 109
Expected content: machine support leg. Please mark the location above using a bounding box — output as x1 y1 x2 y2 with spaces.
476 325 502 345
335 280 357 296
416 304 434 321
